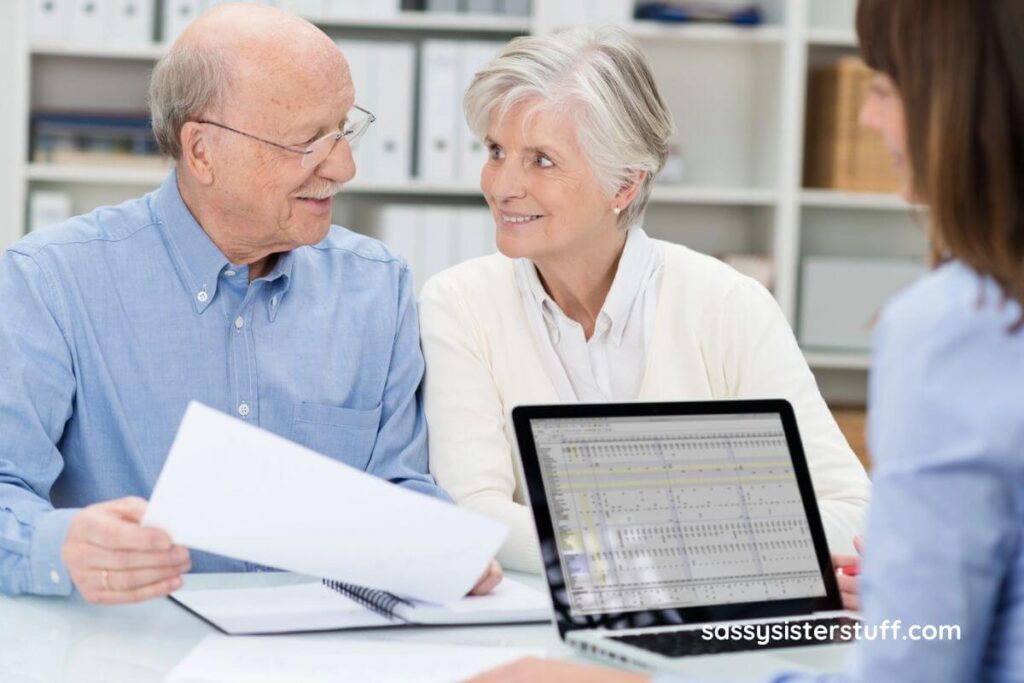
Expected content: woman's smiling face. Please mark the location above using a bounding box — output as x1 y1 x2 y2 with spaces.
479 100 621 262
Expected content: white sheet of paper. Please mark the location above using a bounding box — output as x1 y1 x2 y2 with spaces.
166 636 545 683
143 401 508 604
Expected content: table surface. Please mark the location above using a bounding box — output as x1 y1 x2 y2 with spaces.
0 571 851 682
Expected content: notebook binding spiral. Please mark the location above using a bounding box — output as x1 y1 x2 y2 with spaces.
321 579 414 622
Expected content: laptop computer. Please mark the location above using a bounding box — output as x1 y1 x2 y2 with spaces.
511 399 858 673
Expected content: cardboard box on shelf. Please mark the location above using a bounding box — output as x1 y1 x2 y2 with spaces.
804 56 902 194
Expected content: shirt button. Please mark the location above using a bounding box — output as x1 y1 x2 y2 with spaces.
270 296 278 308
224 269 236 277
238 402 250 417
196 290 208 303
49 569 60 584
234 316 244 330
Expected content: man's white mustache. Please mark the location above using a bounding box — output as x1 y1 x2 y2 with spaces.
296 182 346 200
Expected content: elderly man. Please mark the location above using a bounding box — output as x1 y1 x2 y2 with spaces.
0 4 499 603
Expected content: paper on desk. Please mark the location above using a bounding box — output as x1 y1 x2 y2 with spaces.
143 401 508 604
166 636 545 683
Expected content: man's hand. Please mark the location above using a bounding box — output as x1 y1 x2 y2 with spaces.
832 534 865 611
464 657 649 682
61 496 190 605
468 559 504 596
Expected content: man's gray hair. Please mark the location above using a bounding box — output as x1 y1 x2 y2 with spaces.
148 47 231 159
464 25 674 228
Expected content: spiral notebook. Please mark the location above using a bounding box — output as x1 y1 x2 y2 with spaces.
171 576 550 635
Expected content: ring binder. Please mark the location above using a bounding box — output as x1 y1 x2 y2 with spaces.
321 578 414 623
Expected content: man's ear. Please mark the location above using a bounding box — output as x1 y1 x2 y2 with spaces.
179 121 215 186
613 170 648 211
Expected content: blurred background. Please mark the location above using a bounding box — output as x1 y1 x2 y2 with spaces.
3 0 923 470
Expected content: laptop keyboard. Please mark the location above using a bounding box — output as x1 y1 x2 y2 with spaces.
608 616 859 657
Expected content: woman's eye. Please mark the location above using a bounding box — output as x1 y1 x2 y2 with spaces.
488 145 505 161
535 155 554 168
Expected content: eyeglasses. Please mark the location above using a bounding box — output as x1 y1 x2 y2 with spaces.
198 105 376 169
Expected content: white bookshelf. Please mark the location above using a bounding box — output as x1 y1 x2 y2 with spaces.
801 189 908 211
4 0 923 397
29 42 170 60
805 27 857 47
803 351 872 371
622 21 784 44
304 10 533 33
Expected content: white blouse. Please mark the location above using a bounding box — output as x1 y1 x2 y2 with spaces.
514 227 664 402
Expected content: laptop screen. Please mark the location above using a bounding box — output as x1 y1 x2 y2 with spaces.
529 412 828 617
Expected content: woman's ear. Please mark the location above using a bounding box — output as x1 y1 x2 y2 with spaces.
614 170 648 211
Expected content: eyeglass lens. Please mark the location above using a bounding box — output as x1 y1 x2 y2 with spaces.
300 109 373 169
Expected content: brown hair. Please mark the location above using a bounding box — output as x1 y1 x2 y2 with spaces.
857 0 1024 320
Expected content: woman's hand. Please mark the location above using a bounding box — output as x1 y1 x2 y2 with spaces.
831 535 865 611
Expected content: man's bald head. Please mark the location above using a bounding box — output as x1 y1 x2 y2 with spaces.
150 3 349 159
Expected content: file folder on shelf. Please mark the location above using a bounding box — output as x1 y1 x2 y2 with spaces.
336 40 415 182
372 205 496 295
107 0 156 45
163 0 203 44
457 41 504 185
29 0 73 43
418 41 462 182
289 0 326 17
70 0 106 43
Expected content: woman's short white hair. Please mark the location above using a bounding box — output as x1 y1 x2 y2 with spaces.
464 25 674 228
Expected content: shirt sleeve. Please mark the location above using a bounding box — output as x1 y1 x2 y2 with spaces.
419 274 542 573
719 278 871 555
0 250 79 596
362 263 450 502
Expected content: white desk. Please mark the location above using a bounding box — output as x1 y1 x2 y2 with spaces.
0 572 851 681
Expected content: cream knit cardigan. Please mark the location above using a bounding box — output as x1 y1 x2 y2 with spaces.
420 241 871 572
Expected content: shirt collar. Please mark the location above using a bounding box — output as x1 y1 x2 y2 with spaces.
152 169 294 316
262 251 293 322
515 254 562 343
514 226 655 346
602 226 656 345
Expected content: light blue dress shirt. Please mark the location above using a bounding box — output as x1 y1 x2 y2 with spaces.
655 260 1024 682
0 171 447 597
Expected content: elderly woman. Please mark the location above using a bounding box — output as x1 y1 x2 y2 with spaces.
419 26 870 577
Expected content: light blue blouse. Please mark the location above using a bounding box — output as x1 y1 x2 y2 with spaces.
657 260 1024 682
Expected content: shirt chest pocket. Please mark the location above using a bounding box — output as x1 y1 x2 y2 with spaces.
290 402 382 472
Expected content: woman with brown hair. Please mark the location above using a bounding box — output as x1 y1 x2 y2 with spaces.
469 0 1024 680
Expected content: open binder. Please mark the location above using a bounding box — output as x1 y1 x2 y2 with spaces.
171 576 550 636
